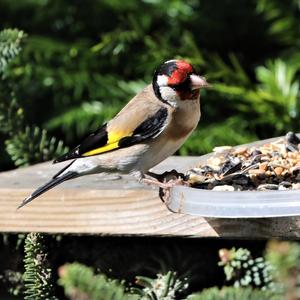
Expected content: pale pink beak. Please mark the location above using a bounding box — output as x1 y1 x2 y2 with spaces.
190 74 210 90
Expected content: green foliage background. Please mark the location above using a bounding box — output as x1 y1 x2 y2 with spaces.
1 1 300 299
1 0 300 171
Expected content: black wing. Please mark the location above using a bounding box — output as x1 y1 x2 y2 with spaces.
54 124 108 163
54 107 168 163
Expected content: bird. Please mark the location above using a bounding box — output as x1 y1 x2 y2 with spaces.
18 59 209 209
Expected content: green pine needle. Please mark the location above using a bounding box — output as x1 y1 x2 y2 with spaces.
58 262 138 300
5 126 68 167
0 28 26 74
187 287 280 300
23 233 56 300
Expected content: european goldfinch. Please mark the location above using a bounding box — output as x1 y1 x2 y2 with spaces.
19 59 209 208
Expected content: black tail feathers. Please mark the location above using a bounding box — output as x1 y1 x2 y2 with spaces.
52 160 75 179
18 171 76 209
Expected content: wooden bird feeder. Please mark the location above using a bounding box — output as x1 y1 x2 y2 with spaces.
1 136 300 238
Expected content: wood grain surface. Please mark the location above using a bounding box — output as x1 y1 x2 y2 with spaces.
1 155 300 238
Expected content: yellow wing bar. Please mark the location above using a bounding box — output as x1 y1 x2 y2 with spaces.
82 131 133 156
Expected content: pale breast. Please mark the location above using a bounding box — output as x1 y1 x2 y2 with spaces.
137 98 201 172
166 99 201 140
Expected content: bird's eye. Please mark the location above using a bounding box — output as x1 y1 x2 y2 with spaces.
169 74 191 90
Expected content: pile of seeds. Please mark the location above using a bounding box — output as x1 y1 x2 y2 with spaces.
186 132 300 191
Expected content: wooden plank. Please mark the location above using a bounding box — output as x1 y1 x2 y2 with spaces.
1 156 300 238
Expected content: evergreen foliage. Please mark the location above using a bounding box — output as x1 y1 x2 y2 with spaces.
58 261 282 300
0 28 26 135
187 287 280 300
1 0 300 166
58 262 138 300
218 242 300 298
6 237 300 299
6 125 67 167
218 247 275 290
265 240 300 298
23 233 56 300
0 28 26 74
0 269 23 297
0 28 68 168
133 271 188 299
58 263 189 300
1 1 300 299
214 59 300 134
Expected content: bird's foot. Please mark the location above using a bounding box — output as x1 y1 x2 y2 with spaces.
141 177 177 189
143 170 189 202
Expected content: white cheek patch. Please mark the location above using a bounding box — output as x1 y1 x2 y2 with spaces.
156 75 169 86
159 86 179 104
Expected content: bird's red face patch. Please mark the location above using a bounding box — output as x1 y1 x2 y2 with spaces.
167 60 193 85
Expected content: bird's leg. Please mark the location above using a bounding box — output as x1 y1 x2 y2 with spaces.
141 177 175 189
133 171 167 188
141 177 178 203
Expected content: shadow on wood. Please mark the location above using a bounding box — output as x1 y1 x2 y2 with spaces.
205 217 300 239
